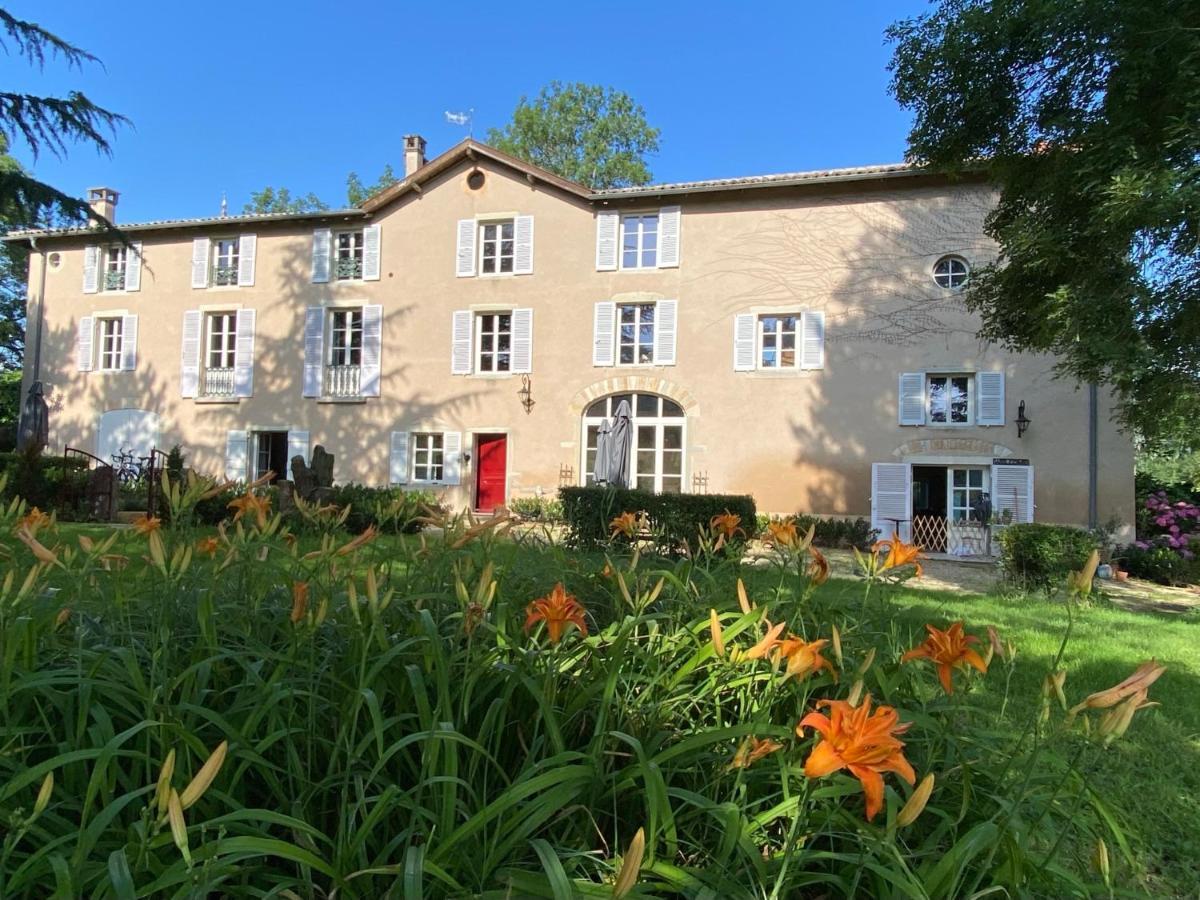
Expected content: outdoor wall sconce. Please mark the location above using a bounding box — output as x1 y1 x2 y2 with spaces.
461 450 471 466
518 375 535 414
1016 400 1031 438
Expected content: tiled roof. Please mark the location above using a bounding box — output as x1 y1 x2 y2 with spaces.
4 207 364 239
591 162 922 199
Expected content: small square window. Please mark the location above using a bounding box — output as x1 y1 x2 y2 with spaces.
758 314 799 369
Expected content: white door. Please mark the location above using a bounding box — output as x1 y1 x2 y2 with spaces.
871 462 912 543
96 409 159 467
947 466 990 555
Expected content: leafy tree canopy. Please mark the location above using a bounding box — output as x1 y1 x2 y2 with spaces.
241 186 328 215
346 164 398 206
487 82 660 189
888 0 1200 446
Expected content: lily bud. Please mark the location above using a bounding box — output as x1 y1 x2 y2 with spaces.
33 771 53 817
896 773 934 827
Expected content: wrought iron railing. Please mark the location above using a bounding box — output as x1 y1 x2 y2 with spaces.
62 446 117 521
103 270 126 291
335 257 363 280
211 264 238 286
145 448 170 518
202 367 236 397
323 365 361 398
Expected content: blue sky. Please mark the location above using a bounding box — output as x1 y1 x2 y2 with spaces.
6 1 925 223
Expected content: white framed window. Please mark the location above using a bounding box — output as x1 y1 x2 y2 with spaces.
411 432 445 483
949 467 990 522
335 230 364 280
202 312 237 396
582 392 686 494
620 213 659 269
928 373 974 425
618 303 657 365
933 255 969 289
101 246 127 291
476 312 512 373
479 220 514 275
328 308 363 367
758 314 799 368
97 317 124 371
212 238 240 287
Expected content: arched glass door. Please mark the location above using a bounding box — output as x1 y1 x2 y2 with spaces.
581 392 686 493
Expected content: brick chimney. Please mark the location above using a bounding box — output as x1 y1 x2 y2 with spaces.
403 135 427 177
87 186 119 223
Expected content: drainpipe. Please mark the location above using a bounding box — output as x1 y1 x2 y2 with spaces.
1088 383 1099 529
16 238 48 449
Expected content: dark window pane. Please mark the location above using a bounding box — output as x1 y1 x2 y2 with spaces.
663 426 682 450
638 344 654 364
661 476 682 494
586 400 607 417
661 399 683 417
662 451 682 475
619 346 634 364
636 394 658 416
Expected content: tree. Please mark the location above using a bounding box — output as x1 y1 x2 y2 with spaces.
487 82 660 189
887 0 1200 446
346 164 398 206
242 186 328 215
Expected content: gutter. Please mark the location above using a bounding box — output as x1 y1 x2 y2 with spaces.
4 207 367 243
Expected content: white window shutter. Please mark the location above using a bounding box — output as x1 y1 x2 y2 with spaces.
658 206 681 268
443 431 462 485
237 234 257 286
455 219 477 277
871 462 912 543
511 307 533 374
992 463 1034 524
362 224 381 281
287 431 310 482
302 307 324 397
82 246 99 294
977 372 1005 426
121 315 138 371
180 310 201 397
124 242 143 291
191 238 210 289
225 430 248 482
360 304 382 396
733 313 757 371
450 310 473 375
77 316 94 371
312 229 332 283
898 372 926 425
595 212 619 271
592 301 616 366
800 310 825 370
654 299 678 365
389 431 410 484
233 309 256 398
513 215 534 275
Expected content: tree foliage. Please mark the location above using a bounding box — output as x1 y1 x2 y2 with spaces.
346 164 398 206
487 82 660 189
888 0 1200 445
241 186 328 215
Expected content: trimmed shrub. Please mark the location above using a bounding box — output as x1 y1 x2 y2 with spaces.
509 495 564 523
1118 543 1200 586
559 486 756 554
757 514 877 550
0 449 91 515
998 523 1100 589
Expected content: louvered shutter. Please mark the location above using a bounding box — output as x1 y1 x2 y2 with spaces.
592 302 615 366
180 310 201 397
312 229 332 283
233 309 256 398
362 224 381 281
443 431 462 485
654 300 678 365
237 234 256 286
124 242 143 291
511 307 533 374
302 307 324 397
871 462 912 543
898 372 926 425
225 430 248 482
82 246 99 294
451 310 473 375
595 212 619 270
455 220 477 277
287 431 310 482
191 238 210 288
389 431 410 484
800 310 825 369
992 463 1034 524
658 206 681 268
121 315 138 371
77 316 94 371
976 372 1005 426
513 215 534 275
733 314 757 371
360 304 382 396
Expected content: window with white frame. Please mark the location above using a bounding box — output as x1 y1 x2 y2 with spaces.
476 312 512 373
97 317 124 370
928 373 974 425
582 393 685 493
212 238 240 286
618 303 656 365
335 230 364 280
950 467 989 522
620 213 659 269
758 314 799 368
203 312 237 396
328 308 363 367
411 433 445 482
101 246 127 291
933 255 969 289
479 220 514 275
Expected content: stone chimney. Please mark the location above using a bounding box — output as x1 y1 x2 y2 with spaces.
87 186 119 223
403 135 427 177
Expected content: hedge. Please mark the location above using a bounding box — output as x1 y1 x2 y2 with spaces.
757 514 877 550
997 523 1101 590
0 450 92 515
559 486 757 554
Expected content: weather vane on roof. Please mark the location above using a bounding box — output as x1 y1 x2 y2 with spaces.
445 109 474 138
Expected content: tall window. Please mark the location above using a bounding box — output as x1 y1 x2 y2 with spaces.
412 433 444 482
582 392 685 494
476 312 512 372
212 238 240 286
98 318 124 370
328 309 363 367
479 220 514 274
101 246 127 291
335 230 364 280
618 303 656 365
928 374 973 425
758 314 798 368
620 214 659 269
207 313 237 370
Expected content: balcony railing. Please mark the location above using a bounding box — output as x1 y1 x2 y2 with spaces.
323 365 361 398
103 270 126 291
211 264 238 287
335 257 363 280
202 367 236 397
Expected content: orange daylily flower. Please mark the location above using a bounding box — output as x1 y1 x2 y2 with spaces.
901 622 988 695
15 525 59 565
132 515 162 536
775 636 838 682
227 491 271 527
290 581 309 623
335 525 378 556
195 536 220 558
1069 659 1165 715
709 512 743 539
872 532 925 577
742 620 786 660
808 544 830 585
524 583 588 644
609 511 643 539
18 506 52 535
798 695 916 821
729 736 784 769
766 520 798 547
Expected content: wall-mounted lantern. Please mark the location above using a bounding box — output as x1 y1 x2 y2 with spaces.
518 375 535 414
1016 400 1031 438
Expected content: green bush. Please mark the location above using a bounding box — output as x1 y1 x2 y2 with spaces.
509 495 564 523
1118 543 1200 586
322 484 441 534
998 523 1100 589
0 449 91 515
560 486 756 554
757 514 877 550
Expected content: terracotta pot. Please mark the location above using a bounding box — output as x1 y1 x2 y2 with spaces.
1114 569 1129 582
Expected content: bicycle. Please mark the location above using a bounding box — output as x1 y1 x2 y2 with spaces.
111 446 149 485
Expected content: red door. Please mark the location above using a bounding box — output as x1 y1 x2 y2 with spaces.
475 434 507 513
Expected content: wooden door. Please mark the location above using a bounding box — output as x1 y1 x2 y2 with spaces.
475 434 507 513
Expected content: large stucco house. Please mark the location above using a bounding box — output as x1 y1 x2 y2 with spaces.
9 135 1134 546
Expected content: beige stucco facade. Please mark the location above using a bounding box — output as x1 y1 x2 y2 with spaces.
14 140 1134 538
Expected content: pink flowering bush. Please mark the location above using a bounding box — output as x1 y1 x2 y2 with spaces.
1122 491 1200 584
